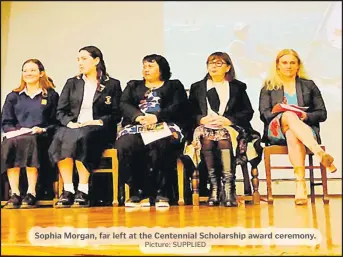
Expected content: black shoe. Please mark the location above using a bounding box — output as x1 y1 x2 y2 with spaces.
155 195 169 208
125 195 143 207
3 194 21 209
125 189 146 208
21 193 37 209
207 169 220 206
72 190 90 208
55 191 75 208
222 175 238 207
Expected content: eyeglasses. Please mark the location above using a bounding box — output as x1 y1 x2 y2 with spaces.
207 61 227 67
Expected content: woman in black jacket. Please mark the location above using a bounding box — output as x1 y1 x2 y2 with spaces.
189 52 262 207
115 54 188 208
259 48 336 205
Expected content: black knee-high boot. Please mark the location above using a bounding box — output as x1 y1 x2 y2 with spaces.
207 168 220 206
221 149 238 207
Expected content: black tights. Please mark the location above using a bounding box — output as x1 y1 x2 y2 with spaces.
201 139 231 171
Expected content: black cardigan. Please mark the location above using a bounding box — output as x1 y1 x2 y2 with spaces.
120 79 189 131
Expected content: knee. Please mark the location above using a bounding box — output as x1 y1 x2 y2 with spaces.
281 111 299 123
281 112 299 132
286 131 305 154
200 139 214 151
115 136 141 160
115 136 133 151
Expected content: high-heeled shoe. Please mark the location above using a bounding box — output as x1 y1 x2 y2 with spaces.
319 152 337 173
295 179 308 205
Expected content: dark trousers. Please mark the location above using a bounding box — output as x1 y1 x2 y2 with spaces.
115 134 180 198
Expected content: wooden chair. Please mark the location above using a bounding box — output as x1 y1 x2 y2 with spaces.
176 154 261 206
263 145 329 204
57 148 119 206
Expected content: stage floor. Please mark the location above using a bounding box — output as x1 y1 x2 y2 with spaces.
1 196 342 256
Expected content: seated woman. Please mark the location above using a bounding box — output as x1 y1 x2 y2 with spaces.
259 48 336 205
49 46 122 208
1 59 59 209
115 54 188 208
189 52 262 207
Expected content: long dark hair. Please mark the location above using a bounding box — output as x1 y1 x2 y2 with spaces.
79 46 109 91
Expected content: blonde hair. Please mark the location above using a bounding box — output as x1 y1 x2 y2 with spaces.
13 59 55 97
263 49 309 90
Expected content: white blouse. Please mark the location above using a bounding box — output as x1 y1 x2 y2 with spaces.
77 76 97 123
206 80 230 116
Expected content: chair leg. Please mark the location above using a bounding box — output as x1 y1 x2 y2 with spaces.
1 178 10 206
125 184 130 201
192 168 200 206
53 180 59 205
58 173 63 196
320 163 330 204
251 167 260 204
320 146 329 204
177 158 185 206
241 164 252 196
4 179 10 200
264 149 273 204
112 170 118 207
309 155 316 204
111 150 119 207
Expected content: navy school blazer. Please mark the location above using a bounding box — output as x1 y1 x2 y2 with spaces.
56 75 122 139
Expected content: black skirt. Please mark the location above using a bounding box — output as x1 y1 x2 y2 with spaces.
1 133 53 174
48 125 110 172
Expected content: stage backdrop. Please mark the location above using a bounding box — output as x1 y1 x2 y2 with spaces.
1 1 341 181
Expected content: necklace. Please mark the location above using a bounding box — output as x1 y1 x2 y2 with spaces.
146 81 164 90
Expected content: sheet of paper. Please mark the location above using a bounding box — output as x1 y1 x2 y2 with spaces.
141 122 172 145
272 103 308 116
3 127 33 139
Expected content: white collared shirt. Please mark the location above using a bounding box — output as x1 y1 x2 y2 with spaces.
77 76 97 123
19 87 42 99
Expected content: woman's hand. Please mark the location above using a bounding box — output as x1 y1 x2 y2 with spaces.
299 112 307 121
31 126 46 134
200 115 217 125
218 116 232 126
200 115 232 127
135 114 158 126
141 114 158 126
135 115 145 124
80 120 103 127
